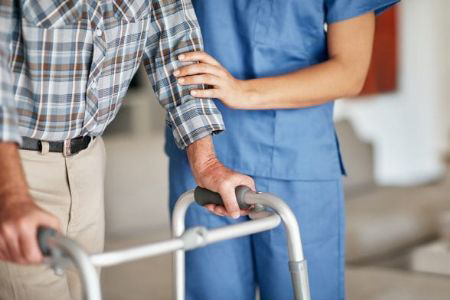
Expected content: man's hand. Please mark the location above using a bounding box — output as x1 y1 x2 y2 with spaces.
187 136 255 219
0 197 60 264
0 143 60 264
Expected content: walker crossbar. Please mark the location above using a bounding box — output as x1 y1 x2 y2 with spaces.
38 188 310 300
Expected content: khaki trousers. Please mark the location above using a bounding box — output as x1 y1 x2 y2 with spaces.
0 137 106 300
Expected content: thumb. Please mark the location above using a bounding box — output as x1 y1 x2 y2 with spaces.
219 186 240 219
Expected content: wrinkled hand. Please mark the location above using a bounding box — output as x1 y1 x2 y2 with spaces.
175 51 253 109
0 196 60 264
192 157 255 219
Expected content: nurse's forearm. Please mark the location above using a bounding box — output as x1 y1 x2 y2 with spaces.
243 13 375 109
176 13 375 110
243 59 366 109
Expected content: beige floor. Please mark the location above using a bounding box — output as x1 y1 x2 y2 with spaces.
101 231 173 300
100 232 450 300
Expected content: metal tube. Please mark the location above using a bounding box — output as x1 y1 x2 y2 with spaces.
289 261 311 300
206 214 280 244
171 190 310 300
90 239 185 268
244 192 305 262
171 190 195 300
49 236 102 300
244 192 310 300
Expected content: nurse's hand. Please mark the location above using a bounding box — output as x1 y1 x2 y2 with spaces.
175 51 252 109
187 135 255 219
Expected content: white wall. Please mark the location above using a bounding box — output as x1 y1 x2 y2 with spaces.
103 73 169 237
335 0 450 186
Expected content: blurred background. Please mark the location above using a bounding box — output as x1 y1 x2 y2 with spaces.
99 1 450 299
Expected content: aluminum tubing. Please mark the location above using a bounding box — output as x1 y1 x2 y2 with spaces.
206 214 281 244
172 190 196 300
51 236 102 300
90 239 185 268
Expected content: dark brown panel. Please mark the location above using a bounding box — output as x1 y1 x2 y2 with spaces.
360 7 398 96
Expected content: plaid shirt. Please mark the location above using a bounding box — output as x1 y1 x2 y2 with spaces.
0 0 224 149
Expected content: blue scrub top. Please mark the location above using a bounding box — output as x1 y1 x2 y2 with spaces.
165 0 399 180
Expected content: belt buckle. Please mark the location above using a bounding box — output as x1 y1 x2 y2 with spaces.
63 139 72 157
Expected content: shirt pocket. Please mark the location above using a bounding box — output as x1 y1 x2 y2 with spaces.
111 0 151 23
20 0 84 28
253 0 319 53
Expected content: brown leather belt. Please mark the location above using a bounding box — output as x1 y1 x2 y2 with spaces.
20 136 95 156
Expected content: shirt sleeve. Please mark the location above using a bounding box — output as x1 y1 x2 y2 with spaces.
0 1 21 145
325 0 400 24
143 0 225 150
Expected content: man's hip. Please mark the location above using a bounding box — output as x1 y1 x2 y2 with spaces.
0 137 106 300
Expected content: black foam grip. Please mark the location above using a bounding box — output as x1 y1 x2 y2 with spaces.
194 186 251 210
37 226 57 256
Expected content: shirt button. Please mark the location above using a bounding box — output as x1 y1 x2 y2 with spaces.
95 28 103 37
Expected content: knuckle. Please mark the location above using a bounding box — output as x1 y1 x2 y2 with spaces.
219 69 228 77
189 65 198 73
17 218 32 231
1 222 14 236
27 253 41 264
219 180 233 192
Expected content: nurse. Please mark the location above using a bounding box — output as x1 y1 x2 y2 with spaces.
167 1 399 299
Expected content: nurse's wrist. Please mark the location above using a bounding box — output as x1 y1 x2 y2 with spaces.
239 79 265 109
233 80 256 109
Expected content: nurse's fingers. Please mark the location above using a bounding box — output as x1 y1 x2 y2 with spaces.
191 89 221 99
177 74 222 87
179 51 221 67
174 63 226 78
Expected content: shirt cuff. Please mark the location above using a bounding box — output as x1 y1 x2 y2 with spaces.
0 108 22 145
166 99 225 150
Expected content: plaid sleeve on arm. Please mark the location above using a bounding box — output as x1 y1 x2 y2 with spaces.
0 1 21 145
143 0 224 150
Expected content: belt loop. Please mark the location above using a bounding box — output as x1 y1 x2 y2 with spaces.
40 141 50 155
63 140 72 157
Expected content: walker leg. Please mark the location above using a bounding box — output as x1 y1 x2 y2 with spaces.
174 249 185 300
289 260 311 300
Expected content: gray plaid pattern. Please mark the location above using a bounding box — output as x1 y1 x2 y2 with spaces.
0 0 224 149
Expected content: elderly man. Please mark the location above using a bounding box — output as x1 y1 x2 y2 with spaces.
0 1 253 299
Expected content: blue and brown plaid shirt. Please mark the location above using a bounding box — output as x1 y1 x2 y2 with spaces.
0 0 224 149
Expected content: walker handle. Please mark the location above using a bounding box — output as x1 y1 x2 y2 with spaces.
37 226 57 256
194 186 252 210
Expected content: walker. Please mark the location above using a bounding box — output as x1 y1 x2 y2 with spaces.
38 186 311 300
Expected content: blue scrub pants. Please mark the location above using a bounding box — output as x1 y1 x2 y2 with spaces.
168 157 346 300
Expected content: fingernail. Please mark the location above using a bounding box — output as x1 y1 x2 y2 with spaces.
178 78 185 84
179 54 185 60
174 70 180 76
232 212 240 219
191 90 197 96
